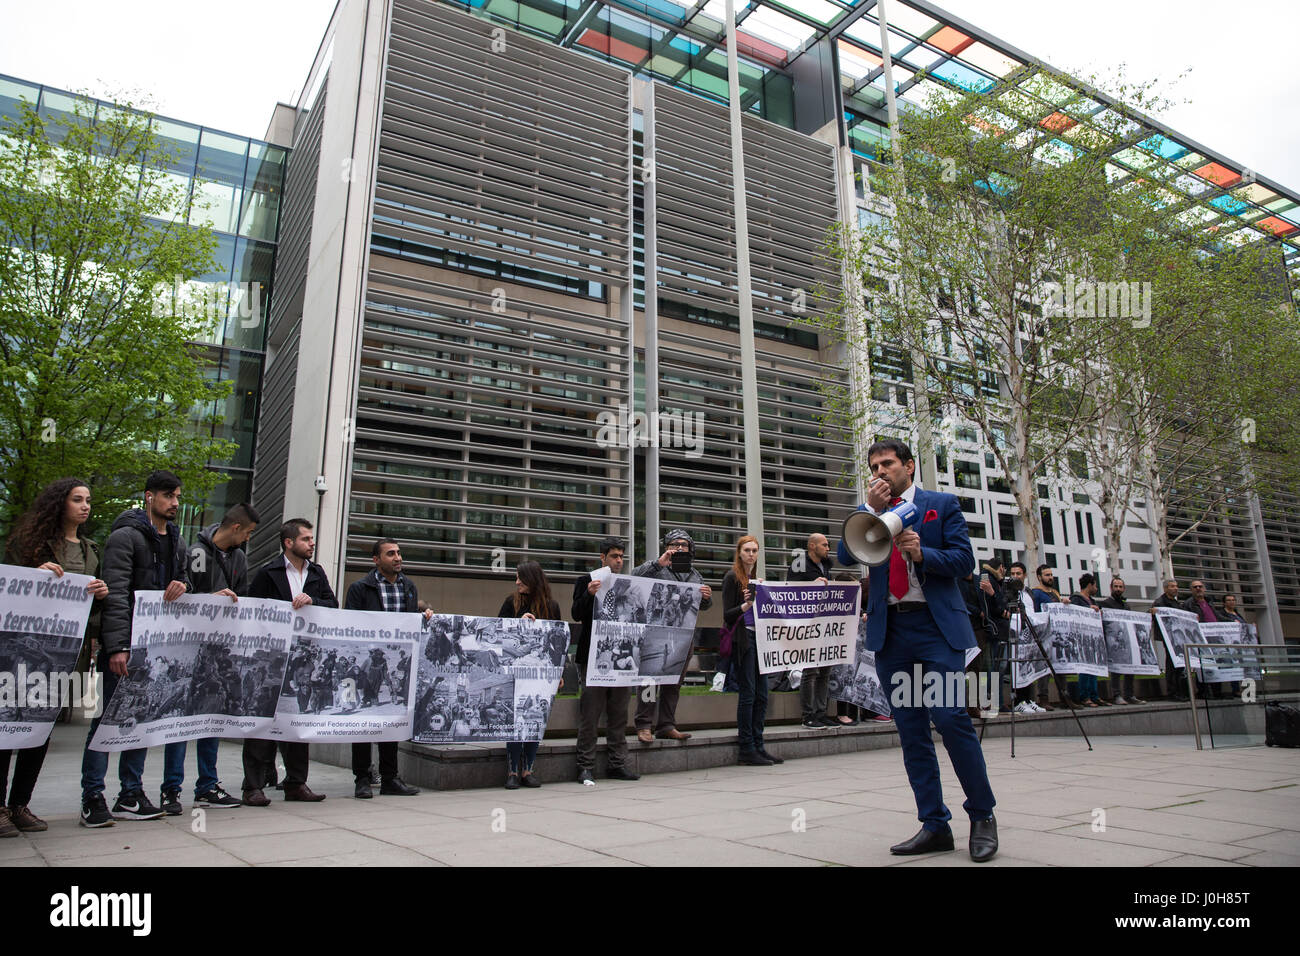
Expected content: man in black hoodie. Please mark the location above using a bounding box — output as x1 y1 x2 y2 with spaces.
631 529 712 743
80 470 201 827
155 503 261 815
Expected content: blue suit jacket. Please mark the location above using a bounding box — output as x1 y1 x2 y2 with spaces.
859 488 977 653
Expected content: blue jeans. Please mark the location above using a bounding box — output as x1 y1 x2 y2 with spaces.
80 666 147 800
735 639 768 753
1077 674 1098 701
162 738 222 797
506 741 539 774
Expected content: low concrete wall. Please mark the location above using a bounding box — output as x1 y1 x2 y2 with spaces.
310 695 1298 791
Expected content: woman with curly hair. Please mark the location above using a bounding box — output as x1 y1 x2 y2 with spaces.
1 478 109 836
496 560 563 789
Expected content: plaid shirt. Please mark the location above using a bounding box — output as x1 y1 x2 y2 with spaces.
378 572 407 613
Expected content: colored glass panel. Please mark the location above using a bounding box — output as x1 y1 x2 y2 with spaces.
929 25 973 55
1257 216 1298 237
1039 111 1076 133
1194 161 1242 187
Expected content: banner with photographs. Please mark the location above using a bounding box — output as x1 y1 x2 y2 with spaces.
753 582 860 675
1186 622 1260 683
412 614 567 743
1100 608 1161 675
585 572 701 687
1009 611 1051 688
829 618 889 716
1042 603 1108 677
1153 607 1201 670
267 606 421 743
89 592 291 752
0 565 95 750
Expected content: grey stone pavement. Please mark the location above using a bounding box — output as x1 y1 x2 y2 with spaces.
4 726 1297 866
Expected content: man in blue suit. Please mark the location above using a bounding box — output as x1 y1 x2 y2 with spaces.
839 439 998 861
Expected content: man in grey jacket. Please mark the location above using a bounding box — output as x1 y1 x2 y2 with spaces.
632 529 712 743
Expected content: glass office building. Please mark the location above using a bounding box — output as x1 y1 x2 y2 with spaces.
0 75 287 536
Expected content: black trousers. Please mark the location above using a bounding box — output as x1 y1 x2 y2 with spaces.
0 742 48 806
352 741 399 781
241 739 309 791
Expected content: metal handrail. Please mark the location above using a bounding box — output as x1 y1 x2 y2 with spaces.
1183 643 1300 749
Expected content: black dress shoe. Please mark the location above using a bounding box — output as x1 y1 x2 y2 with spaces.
889 827 955 855
738 750 774 766
969 815 998 862
354 780 373 799
606 765 641 781
380 776 420 796
756 749 785 764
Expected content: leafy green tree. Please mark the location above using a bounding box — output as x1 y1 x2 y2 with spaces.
0 94 234 538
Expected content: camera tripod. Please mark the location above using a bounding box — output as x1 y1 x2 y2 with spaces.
984 598 1093 757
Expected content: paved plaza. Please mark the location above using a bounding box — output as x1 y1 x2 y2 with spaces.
4 727 1297 866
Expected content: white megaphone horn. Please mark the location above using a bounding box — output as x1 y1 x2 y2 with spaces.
839 500 922 566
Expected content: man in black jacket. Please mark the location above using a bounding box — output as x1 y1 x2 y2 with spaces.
1151 579 1186 701
572 538 639 786
1099 577 1143 704
80 470 199 827
343 538 425 798
788 533 839 728
156 503 261 815
241 518 337 805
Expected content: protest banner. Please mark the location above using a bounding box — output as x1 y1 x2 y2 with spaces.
0 564 95 749
89 592 291 751
412 614 567 743
829 618 890 716
1186 622 1256 683
1153 607 1201 670
1100 608 1161 676
1009 610 1051 688
1042 603 1108 677
753 582 859 675
584 572 700 687
266 605 420 743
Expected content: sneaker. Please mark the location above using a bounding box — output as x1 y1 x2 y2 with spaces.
578 769 596 787
113 791 165 821
354 780 374 799
1030 701 1047 713
606 765 640 781
80 794 115 828
1130 696 1146 704
1014 701 1036 715
872 714 892 722
801 718 823 729
159 789 183 816
1112 696 1129 706
0 807 17 838
710 672 726 692
194 786 241 809
10 805 48 831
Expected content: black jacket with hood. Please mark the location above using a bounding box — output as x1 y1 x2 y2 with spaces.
189 523 251 596
631 528 713 611
100 508 192 659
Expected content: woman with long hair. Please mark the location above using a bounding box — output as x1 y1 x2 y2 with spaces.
723 535 782 766
496 560 562 789
1 478 108 836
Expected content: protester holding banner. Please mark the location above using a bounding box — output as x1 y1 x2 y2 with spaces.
856 440 998 862
1185 581 1225 699
79 470 193 827
498 561 563 789
1100 577 1144 704
1027 565 1063 710
787 533 844 727
1151 580 1186 700
631 529 712 743
724 535 782 766
1068 574 1108 707
343 538 426 799
159 503 262 815
572 539 639 786
241 519 336 806
0 478 108 836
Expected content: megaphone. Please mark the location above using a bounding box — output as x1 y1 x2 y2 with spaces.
839 500 922 566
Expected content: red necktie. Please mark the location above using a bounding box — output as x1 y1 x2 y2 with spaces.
888 497 909 600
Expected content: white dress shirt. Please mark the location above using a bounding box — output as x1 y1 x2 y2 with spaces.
284 554 308 600
870 482 925 605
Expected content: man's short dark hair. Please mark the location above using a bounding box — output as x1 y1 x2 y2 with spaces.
372 537 399 557
279 518 312 550
986 556 1004 570
1036 563 1052 579
1010 561 1027 573
599 537 625 555
220 503 261 528
1079 572 1095 590
866 439 914 464
145 470 182 494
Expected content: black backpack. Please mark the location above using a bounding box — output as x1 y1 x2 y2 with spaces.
1264 700 1300 748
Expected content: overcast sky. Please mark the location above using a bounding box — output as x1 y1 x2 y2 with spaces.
2 0 1297 190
